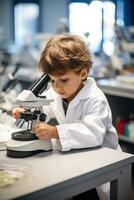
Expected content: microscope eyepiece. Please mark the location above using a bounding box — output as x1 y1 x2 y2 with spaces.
29 74 50 97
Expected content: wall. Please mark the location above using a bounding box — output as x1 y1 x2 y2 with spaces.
0 0 13 43
0 0 68 43
40 0 68 34
124 0 134 26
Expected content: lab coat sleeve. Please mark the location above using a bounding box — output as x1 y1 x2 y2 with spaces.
56 101 111 151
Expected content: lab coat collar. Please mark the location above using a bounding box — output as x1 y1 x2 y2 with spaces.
69 77 96 107
54 77 96 108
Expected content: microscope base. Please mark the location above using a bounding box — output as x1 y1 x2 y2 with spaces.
6 138 52 158
7 149 52 158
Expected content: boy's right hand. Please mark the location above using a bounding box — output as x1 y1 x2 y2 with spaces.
12 107 25 119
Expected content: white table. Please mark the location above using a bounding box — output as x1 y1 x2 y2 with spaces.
0 145 134 200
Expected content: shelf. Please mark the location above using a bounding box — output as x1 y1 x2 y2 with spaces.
97 78 134 147
118 135 134 144
97 79 134 99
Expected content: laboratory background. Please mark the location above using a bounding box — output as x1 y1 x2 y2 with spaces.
0 0 134 199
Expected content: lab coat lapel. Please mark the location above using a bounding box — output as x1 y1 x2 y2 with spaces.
65 105 75 122
64 79 94 121
52 78 96 123
53 94 66 124
53 93 78 123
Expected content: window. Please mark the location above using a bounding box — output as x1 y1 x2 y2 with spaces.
103 1 115 56
69 2 89 37
69 0 116 55
14 3 39 47
88 0 103 52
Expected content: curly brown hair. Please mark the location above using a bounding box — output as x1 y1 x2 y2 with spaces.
39 34 92 75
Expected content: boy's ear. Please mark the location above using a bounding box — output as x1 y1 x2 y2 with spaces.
81 68 88 80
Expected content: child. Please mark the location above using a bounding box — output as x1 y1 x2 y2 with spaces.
12 34 119 200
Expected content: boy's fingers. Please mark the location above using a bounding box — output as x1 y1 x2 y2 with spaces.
32 123 44 130
12 113 18 119
33 128 39 133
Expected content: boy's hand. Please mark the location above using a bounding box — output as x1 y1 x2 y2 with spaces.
12 107 25 119
32 123 59 140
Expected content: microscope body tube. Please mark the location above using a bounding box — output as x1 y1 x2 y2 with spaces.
29 74 50 97
2 63 21 92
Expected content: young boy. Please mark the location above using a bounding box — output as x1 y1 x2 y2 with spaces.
13 34 119 200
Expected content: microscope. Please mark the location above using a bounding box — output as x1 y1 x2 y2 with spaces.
0 63 21 103
6 74 53 158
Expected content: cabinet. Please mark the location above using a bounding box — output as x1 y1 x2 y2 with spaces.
97 79 134 148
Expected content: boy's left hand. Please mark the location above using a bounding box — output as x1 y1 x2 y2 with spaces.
32 123 59 140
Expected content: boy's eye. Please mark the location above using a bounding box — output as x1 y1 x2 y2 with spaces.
50 79 68 84
50 79 54 83
60 79 68 82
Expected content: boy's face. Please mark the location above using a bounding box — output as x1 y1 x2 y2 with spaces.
49 69 87 102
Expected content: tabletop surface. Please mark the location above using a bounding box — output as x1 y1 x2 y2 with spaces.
0 142 134 200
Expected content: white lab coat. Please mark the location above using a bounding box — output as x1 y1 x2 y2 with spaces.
43 77 119 200
43 77 118 152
